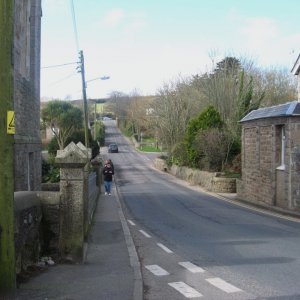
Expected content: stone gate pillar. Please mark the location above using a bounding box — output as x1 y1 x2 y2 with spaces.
55 142 91 263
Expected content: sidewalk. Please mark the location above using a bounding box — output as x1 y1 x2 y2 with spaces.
13 185 142 300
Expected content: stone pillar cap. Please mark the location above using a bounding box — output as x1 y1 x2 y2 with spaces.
55 142 91 167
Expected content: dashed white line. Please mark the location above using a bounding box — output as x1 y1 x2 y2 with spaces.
206 277 242 293
157 243 173 253
178 261 205 273
145 264 170 276
139 230 151 238
168 282 203 298
127 219 136 226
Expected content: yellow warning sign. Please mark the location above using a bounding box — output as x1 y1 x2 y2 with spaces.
7 111 15 134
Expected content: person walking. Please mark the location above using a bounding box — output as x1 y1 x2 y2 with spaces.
103 161 114 195
105 159 114 172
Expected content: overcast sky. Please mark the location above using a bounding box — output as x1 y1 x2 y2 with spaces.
41 0 300 101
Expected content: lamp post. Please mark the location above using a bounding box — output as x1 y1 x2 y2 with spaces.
78 50 89 148
78 50 110 148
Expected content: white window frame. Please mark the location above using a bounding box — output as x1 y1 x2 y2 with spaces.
276 125 286 170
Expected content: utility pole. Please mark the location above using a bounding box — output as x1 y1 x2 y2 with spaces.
0 0 16 292
78 50 89 148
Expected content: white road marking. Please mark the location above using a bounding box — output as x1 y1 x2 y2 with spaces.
139 230 151 238
168 282 203 298
127 219 136 226
157 243 173 253
206 277 242 293
145 264 170 276
178 261 205 273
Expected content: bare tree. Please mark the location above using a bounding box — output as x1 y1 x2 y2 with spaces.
107 91 129 119
251 67 297 107
191 56 265 142
153 77 201 152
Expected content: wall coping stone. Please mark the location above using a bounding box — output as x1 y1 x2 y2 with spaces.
14 191 40 212
55 142 90 167
37 191 60 205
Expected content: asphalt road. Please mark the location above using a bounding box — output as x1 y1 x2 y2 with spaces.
103 120 300 300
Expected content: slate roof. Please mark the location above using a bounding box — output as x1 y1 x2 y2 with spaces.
240 101 300 122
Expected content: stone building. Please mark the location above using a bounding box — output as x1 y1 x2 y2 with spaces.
291 54 300 101
237 101 300 212
14 0 42 191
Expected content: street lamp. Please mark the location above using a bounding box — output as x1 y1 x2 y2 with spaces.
86 76 110 85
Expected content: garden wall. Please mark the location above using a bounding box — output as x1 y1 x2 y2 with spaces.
153 158 236 193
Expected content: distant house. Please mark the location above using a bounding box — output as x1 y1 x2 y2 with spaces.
291 54 300 101
237 101 300 212
14 0 42 191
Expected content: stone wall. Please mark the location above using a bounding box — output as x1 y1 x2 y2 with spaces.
14 192 42 275
14 191 62 275
238 116 300 212
14 153 102 275
13 0 42 192
153 158 236 193
38 192 60 258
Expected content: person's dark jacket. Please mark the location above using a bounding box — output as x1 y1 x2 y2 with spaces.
103 164 114 181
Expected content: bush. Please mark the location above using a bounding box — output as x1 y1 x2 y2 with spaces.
94 121 105 146
47 129 100 159
44 129 100 183
65 129 99 158
185 106 223 167
170 142 189 166
42 159 60 183
194 128 232 171
47 137 59 156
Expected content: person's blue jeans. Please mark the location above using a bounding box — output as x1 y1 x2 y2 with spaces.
104 180 112 194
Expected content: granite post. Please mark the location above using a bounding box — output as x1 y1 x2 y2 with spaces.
55 142 91 263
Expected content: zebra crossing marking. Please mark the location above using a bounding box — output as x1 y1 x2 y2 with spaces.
127 219 136 226
145 264 170 276
157 243 173 253
178 261 205 273
168 281 203 298
206 277 242 293
139 230 151 238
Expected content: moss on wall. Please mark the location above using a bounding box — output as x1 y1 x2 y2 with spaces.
0 0 16 291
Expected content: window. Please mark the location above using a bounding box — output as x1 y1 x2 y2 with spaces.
276 125 285 170
28 152 34 190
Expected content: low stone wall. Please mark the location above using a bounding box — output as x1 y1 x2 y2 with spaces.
212 176 236 193
14 192 42 275
14 172 101 275
153 158 168 172
154 158 236 193
38 191 60 259
13 143 103 278
14 191 61 276
41 182 59 191
131 136 140 148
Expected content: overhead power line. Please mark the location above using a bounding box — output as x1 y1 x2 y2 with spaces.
41 62 78 69
48 71 79 86
70 0 80 53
